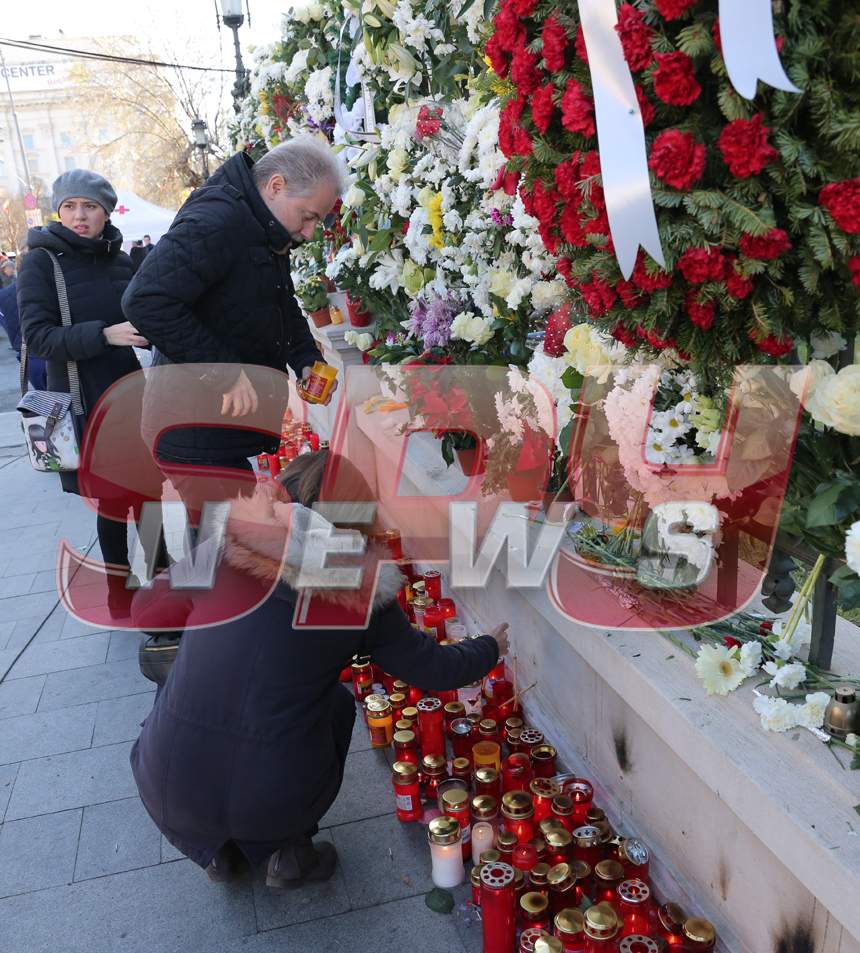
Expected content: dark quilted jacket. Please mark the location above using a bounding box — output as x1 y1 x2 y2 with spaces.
121 151 324 463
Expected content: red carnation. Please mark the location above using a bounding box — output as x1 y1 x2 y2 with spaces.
750 330 794 357
556 257 575 287
724 636 741 650
612 323 638 348
724 257 754 299
541 15 568 72
718 114 777 178
554 155 581 200
580 274 618 317
498 97 524 157
519 184 536 216
636 86 655 127
485 33 510 76
685 290 715 330
560 203 588 247
512 126 533 156
652 51 701 106
739 228 792 260
538 222 560 255
491 167 521 195
493 3 526 55
849 256 860 292
655 0 697 20
416 105 443 139
532 179 560 229
561 80 596 138
632 253 673 292
507 0 537 15
575 25 589 63
579 151 605 210
543 303 573 356
617 279 645 309
678 247 725 283
648 129 705 191
511 44 542 95
532 83 556 134
819 178 860 234
615 4 654 72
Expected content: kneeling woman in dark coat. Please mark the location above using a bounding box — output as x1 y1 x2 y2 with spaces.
130 450 507 888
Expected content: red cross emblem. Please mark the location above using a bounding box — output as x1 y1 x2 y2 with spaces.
115 205 130 215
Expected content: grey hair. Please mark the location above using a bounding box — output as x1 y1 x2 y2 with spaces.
252 136 346 197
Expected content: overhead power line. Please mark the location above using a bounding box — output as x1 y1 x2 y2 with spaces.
0 36 234 74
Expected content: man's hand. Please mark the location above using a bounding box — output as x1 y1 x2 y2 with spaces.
300 365 339 406
104 321 148 348
489 622 510 659
221 369 259 417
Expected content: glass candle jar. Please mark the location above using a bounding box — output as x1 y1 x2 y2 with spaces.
519 728 544 756
366 697 394 748
472 821 496 866
534 937 563 953
531 744 558 778
504 717 525 747
507 728 524 754
417 697 445 758
421 753 447 803
551 795 576 833
411 595 430 631
451 718 476 761
502 791 536 844
401 705 419 728
593 860 625 911
616 838 650 884
653 902 686 947
496 829 518 862
472 794 500 830
395 719 414 734
475 766 502 800
520 927 553 953
617 938 662 953
423 604 446 642
583 903 620 951
392 679 408 695
452 756 472 784
491 679 515 716
428 816 464 889
458 683 482 715
512 842 539 873
389 692 408 720
392 761 423 822
554 908 586 953
544 827 573 868
568 860 592 907
392 729 419 764
616 879 654 939
530 778 562 823
444 700 466 732
446 620 467 641
471 864 484 907
351 660 373 701
562 779 594 826
423 569 442 602
377 528 403 560
473 740 502 773
438 597 457 619
407 684 425 705
479 718 501 745
528 862 551 896
546 862 576 915
437 778 469 814
442 787 472 860
502 753 534 794
530 836 548 863
572 826 603 867
481 862 517 953
521 891 552 933
681 917 716 951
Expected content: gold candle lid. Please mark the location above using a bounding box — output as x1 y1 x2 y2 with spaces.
658 902 686 933
444 701 465 718
352 659 371 670
479 849 501 864
427 816 461 846
366 697 392 716
479 718 498 734
471 794 499 818
531 744 557 761
394 720 414 732
392 679 408 691
594 859 625 883
452 756 471 773
501 791 534 819
586 806 606 824
392 761 418 781
618 837 650 867
539 818 566 838
389 692 407 706
422 753 446 773
528 862 550 885
411 595 430 610
496 830 518 852
551 794 574 816
683 918 716 943
505 716 524 732
554 908 585 935
507 727 523 744
529 778 562 800
544 828 572 850
402 706 419 720
546 862 572 887
535 936 563 953
364 693 385 707
519 891 549 916
470 864 483 887
584 902 619 940
572 825 602 848
441 787 469 810
392 730 416 745
569 859 592 882
474 766 499 785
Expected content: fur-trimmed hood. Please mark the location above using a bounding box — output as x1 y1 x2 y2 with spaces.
222 487 405 612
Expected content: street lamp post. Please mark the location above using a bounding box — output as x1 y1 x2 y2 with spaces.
219 0 250 115
191 118 210 180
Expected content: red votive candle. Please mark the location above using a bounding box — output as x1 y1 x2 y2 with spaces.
513 841 539 873
392 729 419 764
417 697 445 757
423 603 446 641
593 860 624 912
392 761 423 822
351 659 373 702
502 753 533 794
438 597 457 618
421 753 447 803
531 745 557 779
530 778 562 823
407 685 425 706
615 837 650 884
502 791 535 844
547 863 577 916
423 569 442 602
653 902 686 948
544 827 573 868
519 927 553 953
481 862 517 953
551 795 575 833
562 779 593 826
520 891 551 934
450 718 476 761
572 826 603 868
616 879 654 939
554 908 586 952
582 904 620 951
491 678 515 712
443 700 466 732
475 766 502 801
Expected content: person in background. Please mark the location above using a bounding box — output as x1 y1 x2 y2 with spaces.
0 278 47 390
0 258 16 288
16 169 160 617
142 234 153 256
130 449 510 888
129 239 146 273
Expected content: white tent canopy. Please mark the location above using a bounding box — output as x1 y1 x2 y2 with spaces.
110 190 178 246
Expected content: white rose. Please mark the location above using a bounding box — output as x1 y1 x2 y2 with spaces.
387 146 409 179
810 331 847 360
805 364 860 435
789 359 833 402
343 183 366 208
846 520 860 576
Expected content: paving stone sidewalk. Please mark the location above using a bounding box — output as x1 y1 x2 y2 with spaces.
0 410 483 953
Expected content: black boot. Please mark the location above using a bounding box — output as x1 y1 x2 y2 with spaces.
265 840 338 891
205 842 246 883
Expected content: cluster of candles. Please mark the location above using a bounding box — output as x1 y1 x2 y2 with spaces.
255 409 324 479
350 595 718 952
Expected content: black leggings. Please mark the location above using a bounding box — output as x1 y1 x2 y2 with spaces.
96 501 168 574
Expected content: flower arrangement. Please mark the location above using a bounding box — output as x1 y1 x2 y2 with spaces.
490 0 860 375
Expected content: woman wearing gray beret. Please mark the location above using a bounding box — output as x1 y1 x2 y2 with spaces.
17 169 163 617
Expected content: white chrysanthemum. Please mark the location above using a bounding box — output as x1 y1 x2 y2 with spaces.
770 618 811 658
304 66 334 123
450 311 494 347
368 251 404 294
694 644 746 695
753 695 801 732
796 692 831 730
531 280 568 313
739 641 762 677
283 48 311 84
846 520 860 575
763 660 806 690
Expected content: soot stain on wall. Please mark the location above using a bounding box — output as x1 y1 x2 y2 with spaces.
612 725 632 774
774 921 815 953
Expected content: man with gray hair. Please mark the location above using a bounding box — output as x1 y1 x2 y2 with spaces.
122 137 344 478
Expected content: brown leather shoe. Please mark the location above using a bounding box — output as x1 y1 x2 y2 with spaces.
205 843 244 883
265 841 338 891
